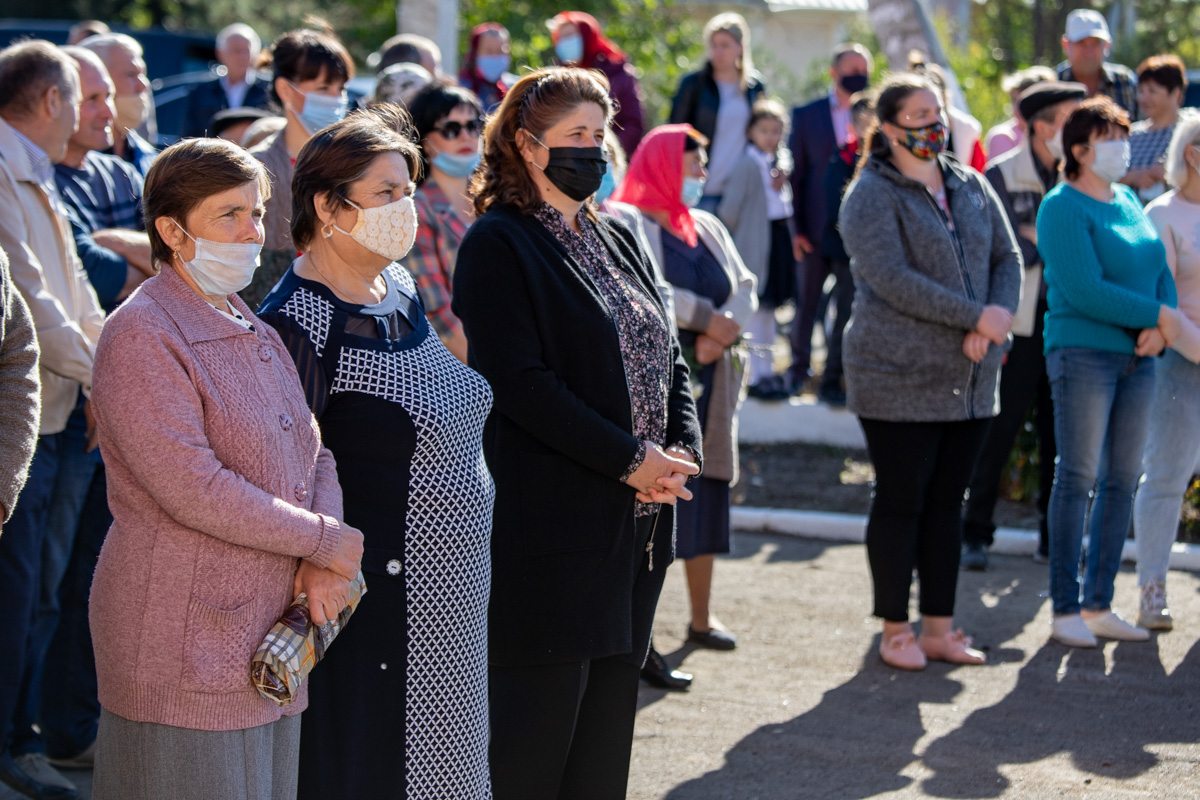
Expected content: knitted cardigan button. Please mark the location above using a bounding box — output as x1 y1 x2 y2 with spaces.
279 413 293 431
259 345 273 362
294 482 308 501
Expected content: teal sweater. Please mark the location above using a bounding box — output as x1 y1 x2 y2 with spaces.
1037 182 1176 354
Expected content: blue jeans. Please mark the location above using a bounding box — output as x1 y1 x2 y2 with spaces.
1046 349 1154 616
1133 349 1200 585
0 401 100 756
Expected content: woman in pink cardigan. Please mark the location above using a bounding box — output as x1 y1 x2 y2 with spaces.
87 138 363 800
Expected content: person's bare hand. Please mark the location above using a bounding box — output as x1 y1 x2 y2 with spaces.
975 305 1014 346
327 523 364 582
1136 327 1167 357
1148 163 1166 182
93 229 154 275
84 399 99 452
1158 305 1182 347
694 334 725 365
1017 223 1038 246
294 560 352 626
704 312 740 347
962 331 990 363
626 442 700 500
793 234 813 260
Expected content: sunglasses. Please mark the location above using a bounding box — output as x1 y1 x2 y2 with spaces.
433 119 483 140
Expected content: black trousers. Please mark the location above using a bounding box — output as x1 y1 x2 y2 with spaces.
821 259 856 389
860 417 991 622
789 250 830 377
488 514 664 800
963 307 1055 552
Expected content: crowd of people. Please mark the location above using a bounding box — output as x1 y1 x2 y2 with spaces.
0 5 1197 799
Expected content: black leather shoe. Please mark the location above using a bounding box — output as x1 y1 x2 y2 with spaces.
687 624 738 650
641 647 693 690
0 752 78 800
961 541 989 571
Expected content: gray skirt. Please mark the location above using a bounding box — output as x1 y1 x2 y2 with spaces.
92 709 301 800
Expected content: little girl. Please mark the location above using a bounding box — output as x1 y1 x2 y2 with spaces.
718 98 795 400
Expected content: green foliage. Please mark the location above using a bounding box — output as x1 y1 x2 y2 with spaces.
459 0 704 126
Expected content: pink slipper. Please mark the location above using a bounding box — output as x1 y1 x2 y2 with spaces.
880 631 927 671
919 629 987 665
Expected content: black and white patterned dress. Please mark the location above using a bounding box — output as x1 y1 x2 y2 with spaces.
259 263 494 800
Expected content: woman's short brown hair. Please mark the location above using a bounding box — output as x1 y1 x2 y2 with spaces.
143 138 270 267
1062 96 1131 180
1137 54 1188 96
471 66 613 217
258 19 354 106
290 104 422 250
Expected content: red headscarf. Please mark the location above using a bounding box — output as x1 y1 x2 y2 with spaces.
612 124 698 247
459 22 509 92
550 11 626 67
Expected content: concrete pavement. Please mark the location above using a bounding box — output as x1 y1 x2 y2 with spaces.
629 532 1200 799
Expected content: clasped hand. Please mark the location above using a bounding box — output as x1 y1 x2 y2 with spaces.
1136 305 1183 357
294 523 365 625
624 442 700 506
963 305 1014 364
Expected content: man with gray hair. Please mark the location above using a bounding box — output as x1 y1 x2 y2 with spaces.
0 39 104 800
79 33 156 178
183 22 272 138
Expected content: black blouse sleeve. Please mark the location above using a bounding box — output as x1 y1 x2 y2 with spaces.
259 311 332 420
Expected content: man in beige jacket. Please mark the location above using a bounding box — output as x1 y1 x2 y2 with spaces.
0 40 104 800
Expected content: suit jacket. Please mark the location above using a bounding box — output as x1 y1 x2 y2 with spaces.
452 204 702 666
183 73 273 139
789 95 837 245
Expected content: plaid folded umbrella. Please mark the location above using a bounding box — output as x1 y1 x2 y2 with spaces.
251 571 368 706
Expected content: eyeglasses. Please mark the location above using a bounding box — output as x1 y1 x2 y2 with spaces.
433 119 483 140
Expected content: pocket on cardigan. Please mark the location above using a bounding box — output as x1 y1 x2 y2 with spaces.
182 594 260 692
519 453 613 555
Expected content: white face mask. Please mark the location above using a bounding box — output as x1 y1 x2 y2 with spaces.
333 196 418 262
1091 139 1131 183
174 221 262 296
1046 127 1065 161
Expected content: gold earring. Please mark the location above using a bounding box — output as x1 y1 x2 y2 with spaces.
322 223 334 239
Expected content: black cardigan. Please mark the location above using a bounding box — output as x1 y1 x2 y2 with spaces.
452 204 703 666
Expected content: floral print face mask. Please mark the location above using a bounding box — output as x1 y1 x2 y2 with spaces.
895 120 948 160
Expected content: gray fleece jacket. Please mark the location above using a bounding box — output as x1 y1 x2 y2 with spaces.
840 153 1023 422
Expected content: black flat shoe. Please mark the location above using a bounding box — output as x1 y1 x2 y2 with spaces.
641 647 693 690
961 541 989 571
687 624 737 651
0 752 77 800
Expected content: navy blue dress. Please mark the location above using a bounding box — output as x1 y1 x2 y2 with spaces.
259 263 494 800
660 231 733 559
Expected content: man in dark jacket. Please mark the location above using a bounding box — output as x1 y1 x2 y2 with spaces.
788 42 871 398
182 24 272 139
961 81 1085 570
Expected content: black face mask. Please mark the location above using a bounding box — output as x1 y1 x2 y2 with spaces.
839 73 869 94
533 138 607 201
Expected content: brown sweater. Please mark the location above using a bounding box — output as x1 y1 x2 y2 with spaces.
0 246 40 523
89 264 345 730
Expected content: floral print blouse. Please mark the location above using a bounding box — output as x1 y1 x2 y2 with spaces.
534 203 671 516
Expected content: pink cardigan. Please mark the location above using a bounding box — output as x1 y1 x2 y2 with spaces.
89 265 345 731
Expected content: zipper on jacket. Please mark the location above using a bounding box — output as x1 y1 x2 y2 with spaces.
919 184 980 419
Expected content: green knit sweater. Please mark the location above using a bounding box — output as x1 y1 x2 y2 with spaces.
1036 182 1176 354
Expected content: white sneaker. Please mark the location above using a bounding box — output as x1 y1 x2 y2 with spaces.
13 752 77 790
1051 614 1098 648
1083 610 1150 641
1137 579 1173 631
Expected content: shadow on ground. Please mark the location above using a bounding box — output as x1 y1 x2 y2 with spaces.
920 636 1200 798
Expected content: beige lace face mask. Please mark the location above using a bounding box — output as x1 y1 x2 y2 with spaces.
334 195 419 262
